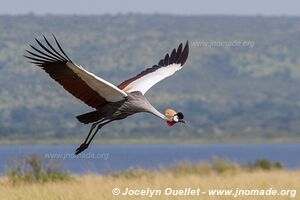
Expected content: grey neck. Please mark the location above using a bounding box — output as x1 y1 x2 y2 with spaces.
128 91 170 121
147 105 170 121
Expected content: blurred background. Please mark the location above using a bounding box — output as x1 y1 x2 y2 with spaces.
0 0 300 174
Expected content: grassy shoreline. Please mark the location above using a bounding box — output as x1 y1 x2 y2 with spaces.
2 155 298 200
1 170 299 200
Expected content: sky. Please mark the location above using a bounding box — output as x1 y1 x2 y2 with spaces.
0 0 299 16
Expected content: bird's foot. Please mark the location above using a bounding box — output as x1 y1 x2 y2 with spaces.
75 143 89 155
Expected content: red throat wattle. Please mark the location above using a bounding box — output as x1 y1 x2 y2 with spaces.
167 121 175 126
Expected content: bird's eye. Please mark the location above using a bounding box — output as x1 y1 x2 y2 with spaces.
173 115 179 122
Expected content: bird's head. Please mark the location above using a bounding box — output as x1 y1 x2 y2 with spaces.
164 108 186 126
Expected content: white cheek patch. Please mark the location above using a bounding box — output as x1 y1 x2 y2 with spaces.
173 115 179 122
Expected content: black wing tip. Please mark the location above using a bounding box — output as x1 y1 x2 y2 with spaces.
158 41 189 67
51 32 56 38
185 40 189 52
23 54 31 60
25 34 72 66
177 43 183 51
42 34 48 42
52 33 72 61
180 40 189 66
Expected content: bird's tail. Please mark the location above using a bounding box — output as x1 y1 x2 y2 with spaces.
76 111 102 124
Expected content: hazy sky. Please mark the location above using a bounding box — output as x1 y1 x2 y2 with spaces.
0 0 299 16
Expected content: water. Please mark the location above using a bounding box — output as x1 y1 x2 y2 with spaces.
0 144 299 175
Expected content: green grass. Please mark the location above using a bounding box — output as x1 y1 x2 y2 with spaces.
5 154 72 185
109 158 283 179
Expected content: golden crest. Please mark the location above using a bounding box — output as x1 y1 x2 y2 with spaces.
165 108 177 118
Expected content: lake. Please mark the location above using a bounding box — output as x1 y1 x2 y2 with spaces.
0 143 299 175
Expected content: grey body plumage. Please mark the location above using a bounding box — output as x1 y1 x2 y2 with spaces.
104 91 158 119
75 91 168 154
78 91 165 123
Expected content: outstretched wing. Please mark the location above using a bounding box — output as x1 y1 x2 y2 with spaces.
118 41 189 94
25 34 127 109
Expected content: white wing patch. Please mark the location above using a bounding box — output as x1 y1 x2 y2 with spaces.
123 63 182 94
118 41 189 95
67 62 128 102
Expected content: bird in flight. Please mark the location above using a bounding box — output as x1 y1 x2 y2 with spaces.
25 34 189 155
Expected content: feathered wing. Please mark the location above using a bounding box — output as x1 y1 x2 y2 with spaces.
118 41 189 94
25 34 127 109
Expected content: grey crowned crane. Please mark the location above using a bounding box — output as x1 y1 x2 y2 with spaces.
25 35 189 155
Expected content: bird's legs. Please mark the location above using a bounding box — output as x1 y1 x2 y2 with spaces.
75 119 112 155
75 119 104 155
84 119 105 144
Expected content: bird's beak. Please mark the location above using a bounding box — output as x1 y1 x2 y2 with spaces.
179 119 186 124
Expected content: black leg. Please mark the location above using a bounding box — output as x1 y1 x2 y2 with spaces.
75 143 89 155
86 120 112 146
75 119 105 155
83 123 97 144
75 120 112 155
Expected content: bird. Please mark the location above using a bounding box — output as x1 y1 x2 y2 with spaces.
25 34 189 155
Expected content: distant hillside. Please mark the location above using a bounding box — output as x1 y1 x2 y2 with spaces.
1 14 300 142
